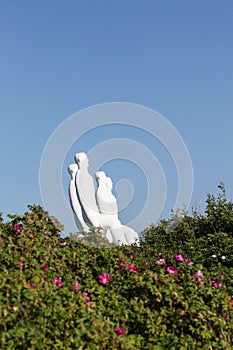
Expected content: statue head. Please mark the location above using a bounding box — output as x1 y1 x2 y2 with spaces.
75 152 89 169
68 164 78 179
96 171 113 190
95 171 106 182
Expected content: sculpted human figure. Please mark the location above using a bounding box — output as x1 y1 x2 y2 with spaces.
69 152 139 246
68 164 90 232
95 171 119 217
95 171 139 245
75 152 103 227
95 170 128 244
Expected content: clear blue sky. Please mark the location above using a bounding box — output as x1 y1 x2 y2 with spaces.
0 1 232 234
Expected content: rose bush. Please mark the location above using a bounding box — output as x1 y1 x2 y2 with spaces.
0 188 233 349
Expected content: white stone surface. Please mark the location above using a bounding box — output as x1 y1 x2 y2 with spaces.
68 164 90 232
68 152 139 246
96 171 118 216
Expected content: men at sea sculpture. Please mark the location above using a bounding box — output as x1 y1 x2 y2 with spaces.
68 152 139 246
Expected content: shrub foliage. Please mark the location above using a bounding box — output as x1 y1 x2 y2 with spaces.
0 187 233 349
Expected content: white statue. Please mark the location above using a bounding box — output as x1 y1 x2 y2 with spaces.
68 152 139 246
68 164 90 232
95 171 119 217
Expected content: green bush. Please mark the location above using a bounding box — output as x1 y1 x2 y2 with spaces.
0 189 233 349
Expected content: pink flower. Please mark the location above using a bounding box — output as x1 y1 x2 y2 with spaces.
195 270 205 285
127 264 138 274
0 237 3 243
196 270 203 277
13 234 17 238
60 241 67 246
18 261 25 267
13 253 17 257
73 281 80 291
220 274 225 279
186 259 192 265
30 284 35 290
196 277 205 284
53 277 63 287
175 254 184 262
116 327 125 335
130 255 133 259
156 258 165 265
212 281 222 288
13 224 23 233
167 266 178 274
99 273 110 285
119 262 125 270
83 293 91 305
41 265 49 271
